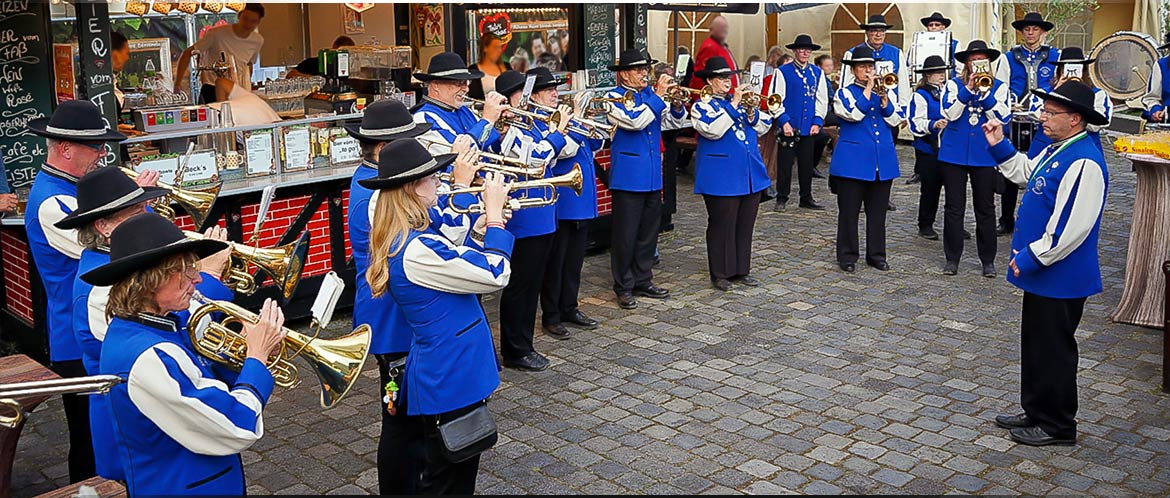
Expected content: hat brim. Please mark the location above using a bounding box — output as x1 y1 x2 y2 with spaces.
920 17 952 28
1030 88 1109 126
357 153 457 190
955 49 1002 63
916 64 955 73
1012 20 1054 31
607 59 659 72
27 117 127 143
785 42 822 51
859 23 893 30
1056 58 1096 65
343 120 431 143
80 238 229 287
54 186 171 230
843 57 878 66
1160 42 1170 50
414 69 486 82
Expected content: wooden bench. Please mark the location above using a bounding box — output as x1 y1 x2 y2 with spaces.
33 477 125 498
1 355 59 498
1163 261 1169 393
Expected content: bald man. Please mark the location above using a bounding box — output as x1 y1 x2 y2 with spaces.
690 16 738 89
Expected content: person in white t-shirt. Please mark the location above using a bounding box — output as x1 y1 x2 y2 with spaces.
175 3 265 104
212 77 280 127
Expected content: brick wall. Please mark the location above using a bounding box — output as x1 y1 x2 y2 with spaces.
2 229 34 324
595 149 613 216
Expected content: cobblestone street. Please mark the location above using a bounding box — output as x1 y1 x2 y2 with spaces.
11 144 1170 496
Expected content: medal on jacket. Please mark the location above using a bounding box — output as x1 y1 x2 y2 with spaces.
384 380 399 416
968 107 979 126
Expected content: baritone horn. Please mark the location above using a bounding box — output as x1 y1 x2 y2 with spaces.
971 59 994 92
120 167 220 231
445 164 584 215
188 292 371 409
0 375 124 429
183 230 309 299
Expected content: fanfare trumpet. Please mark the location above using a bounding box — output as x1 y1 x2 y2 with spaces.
663 85 713 104
183 230 309 299
120 167 220 231
188 292 371 409
590 89 637 109
463 96 564 132
0 375 124 429
414 136 546 180
445 164 583 215
528 100 617 139
739 92 783 109
875 71 898 95
971 59 994 93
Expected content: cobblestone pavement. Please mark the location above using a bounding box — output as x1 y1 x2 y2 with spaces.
12 144 1170 496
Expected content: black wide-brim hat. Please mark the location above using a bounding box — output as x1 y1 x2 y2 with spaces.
1012 12 1054 32
608 48 658 71
28 100 127 142
955 40 1001 63
80 212 227 287
695 56 741 79
343 99 431 143
55 167 170 230
526 67 566 92
1031 81 1109 126
1160 33 1170 50
785 34 821 51
920 12 952 28
1055 46 1095 65
357 139 457 190
495 70 528 97
916 55 954 73
843 46 879 66
414 52 485 82
860 14 894 30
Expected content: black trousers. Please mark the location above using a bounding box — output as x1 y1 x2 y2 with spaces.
499 233 553 362
1001 121 1034 229
915 149 943 229
376 353 421 495
49 359 95 483
777 135 816 204
702 192 761 280
417 404 484 495
541 220 589 325
939 162 998 265
662 130 688 228
610 190 661 295
1020 292 1087 439
834 177 892 265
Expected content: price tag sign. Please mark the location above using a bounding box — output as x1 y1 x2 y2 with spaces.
749 61 766 93
135 156 180 184
182 150 219 186
282 127 313 171
245 130 276 177
330 134 361 165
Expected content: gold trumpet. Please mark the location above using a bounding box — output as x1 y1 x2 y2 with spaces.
120 167 220 231
663 85 713 104
464 96 564 131
971 59 994 93
184 230 309 299
740 92 784 109
528 100 617 139
414 136 532 169
591 90 637 109
445 164 583 215
188 292 371 409
874 72 899 95
0 375 124 429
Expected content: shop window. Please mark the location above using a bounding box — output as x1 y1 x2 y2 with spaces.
829 3 904 62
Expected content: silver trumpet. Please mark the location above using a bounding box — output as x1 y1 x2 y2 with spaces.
0 375 124 429
527 100 616 139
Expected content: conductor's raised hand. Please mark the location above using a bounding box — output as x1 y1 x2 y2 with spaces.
982 122 1004 146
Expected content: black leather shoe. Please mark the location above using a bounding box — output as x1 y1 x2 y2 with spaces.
963 229 972 240
812 168 826 179
799 200 826 210
1009 426 1076 446
906 173 921 185
982 263 997 278
503 351 551 371
712 278 732 291
887 201 897 212
995 413 1036 429
617 294 637 309
867 260 890 271
543 323 571 340
943 262 958 276
633 284 670 299
734 275 761 287
997 222 1013 235
774 202 788 212
564 310 599 330
918 227 939 240
839 262 855 273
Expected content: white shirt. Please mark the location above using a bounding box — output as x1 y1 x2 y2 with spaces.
192 25 264 88
210 84 279 127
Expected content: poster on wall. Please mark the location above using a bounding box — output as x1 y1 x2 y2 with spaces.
123 38 174 92
416 4 444 47
469 9 570 74
344 8 365 34
53 44 78 103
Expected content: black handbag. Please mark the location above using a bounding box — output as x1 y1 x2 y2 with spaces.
435 402 498 463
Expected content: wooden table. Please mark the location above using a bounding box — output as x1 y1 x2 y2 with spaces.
33 476 125 498
0 355 60 498
1112 153 1170 329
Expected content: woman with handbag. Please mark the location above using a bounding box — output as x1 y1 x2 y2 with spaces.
828 47 903 273
364 139 513 494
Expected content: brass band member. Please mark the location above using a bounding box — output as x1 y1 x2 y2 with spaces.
85 213 286 495
364 141 512 494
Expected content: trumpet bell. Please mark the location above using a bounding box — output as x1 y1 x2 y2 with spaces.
287 324 372 409
120 167 220 231
250 231 310 300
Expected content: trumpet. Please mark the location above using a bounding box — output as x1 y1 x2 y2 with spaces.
874 72 898 95
414 136 532 169
445 164 583 215
740 92 784 109
0 375 124 429
971 59 994 93
591 90 637 109
188 292 371 409
183 230 309 299
528 100 617 139
464 96 565 131
663 85 713 104
120 167 220 231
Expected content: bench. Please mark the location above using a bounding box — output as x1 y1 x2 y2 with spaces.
1163 261 1169 393
34 477 125 498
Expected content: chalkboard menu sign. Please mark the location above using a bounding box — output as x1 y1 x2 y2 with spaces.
583 3 616 88
77 2 118 167
630 4 648 52
0 0 53 190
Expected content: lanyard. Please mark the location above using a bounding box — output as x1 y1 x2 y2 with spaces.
1029 132 1087 184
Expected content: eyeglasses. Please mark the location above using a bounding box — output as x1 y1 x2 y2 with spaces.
174 258 201 280
1038 108 1074 119
78 142 107 151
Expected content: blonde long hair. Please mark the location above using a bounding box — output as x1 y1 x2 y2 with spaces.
366 184 429 298
107 253 195 320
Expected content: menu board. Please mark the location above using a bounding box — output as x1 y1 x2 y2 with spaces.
0 0 53 190
281 127 312 171
582 3 616 87
76 2 118 167
629 4 648 52
245 131 276 177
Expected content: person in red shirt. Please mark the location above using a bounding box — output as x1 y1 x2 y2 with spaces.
690 16 738 89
